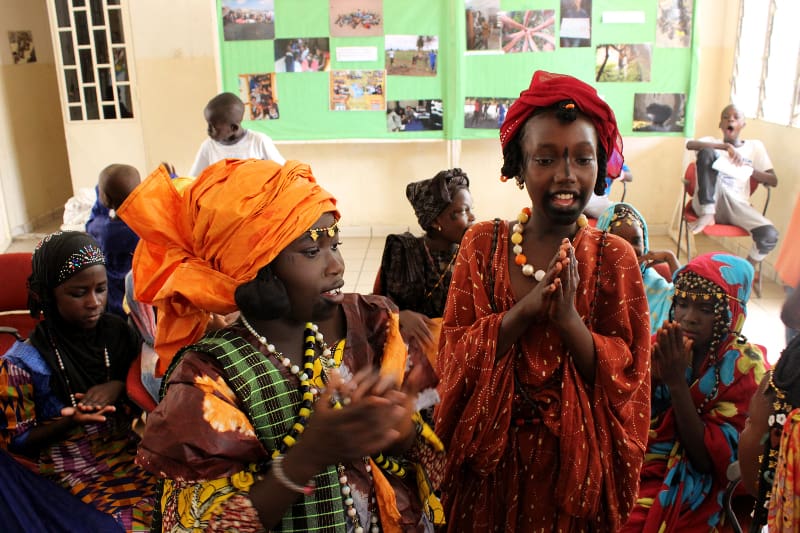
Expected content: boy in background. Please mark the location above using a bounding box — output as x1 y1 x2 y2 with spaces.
685 104 779 271
189 92 285 176
86 164 141 317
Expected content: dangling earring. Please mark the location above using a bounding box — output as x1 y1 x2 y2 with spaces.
515 178 525 190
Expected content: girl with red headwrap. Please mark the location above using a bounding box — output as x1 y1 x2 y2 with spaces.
434 71 651 531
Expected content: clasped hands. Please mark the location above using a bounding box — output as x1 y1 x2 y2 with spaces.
520 238 581 323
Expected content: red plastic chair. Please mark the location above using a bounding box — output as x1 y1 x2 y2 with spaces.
677 162 771 297
0 252 41 354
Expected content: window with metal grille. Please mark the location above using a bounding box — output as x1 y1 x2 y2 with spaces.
731 0 800 126
54 0 133 121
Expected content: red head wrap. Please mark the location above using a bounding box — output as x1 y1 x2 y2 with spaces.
500 70 624 178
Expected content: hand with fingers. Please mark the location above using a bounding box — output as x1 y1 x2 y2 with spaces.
399 310 437 354
652 321 693 386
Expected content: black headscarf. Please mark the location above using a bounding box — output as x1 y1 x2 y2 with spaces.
405 168 470 231
27 231 139 405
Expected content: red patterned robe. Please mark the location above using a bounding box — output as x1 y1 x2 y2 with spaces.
434 220 651 531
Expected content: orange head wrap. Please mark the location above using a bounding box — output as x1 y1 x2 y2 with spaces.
117 158 338 374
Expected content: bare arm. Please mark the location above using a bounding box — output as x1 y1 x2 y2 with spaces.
782 287 800 331
752 168 777 187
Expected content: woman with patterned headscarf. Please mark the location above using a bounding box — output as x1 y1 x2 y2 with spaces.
0 231 155 530
622 252 767 532
596 201 680 332
129 159 442 531
374 168 475 366
434 70 650 531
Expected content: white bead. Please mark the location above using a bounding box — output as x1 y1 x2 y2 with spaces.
290 365 300 375
355 527 364 533
316 332 324 342
513 244 523 255
365 464 371 472
521 264 535 277
311 324 319 332
534 269 545 282
322 349 332 357
267 343 275 353
371 514 379 523
513 223 523 234
345 497 354 506
310 387 319 395
339 475 348 484
299 373 309 381
282 358 291 367
347 507 357 517
341 486 351 496
371 525 380 533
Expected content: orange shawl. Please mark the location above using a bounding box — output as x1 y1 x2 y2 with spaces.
117 159 337 375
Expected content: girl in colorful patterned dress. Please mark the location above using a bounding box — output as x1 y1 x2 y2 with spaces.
622 252 767 531
0 231 155 530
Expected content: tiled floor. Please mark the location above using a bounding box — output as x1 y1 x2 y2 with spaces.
5 226 789 364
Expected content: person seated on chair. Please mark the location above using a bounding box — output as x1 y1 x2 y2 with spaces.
86 163 141 318
583 163 633 218
0 231 156 530
621 252 767 532
374 168 475 367
739 289 800 531
596 202 680 333
685 104 779 274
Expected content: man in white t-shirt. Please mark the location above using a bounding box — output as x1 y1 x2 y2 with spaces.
189 92 286 177
685 104 779 266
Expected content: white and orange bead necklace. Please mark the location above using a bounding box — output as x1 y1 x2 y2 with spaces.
511 207 588 281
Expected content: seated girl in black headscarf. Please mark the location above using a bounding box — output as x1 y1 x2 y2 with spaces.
0 231 155 530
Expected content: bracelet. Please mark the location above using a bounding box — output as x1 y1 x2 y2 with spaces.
271 454 315 496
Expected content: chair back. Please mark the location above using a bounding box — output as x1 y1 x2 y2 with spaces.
0 252 40 353
683 162 697 197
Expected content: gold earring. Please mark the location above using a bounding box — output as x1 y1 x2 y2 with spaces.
516 178 525 190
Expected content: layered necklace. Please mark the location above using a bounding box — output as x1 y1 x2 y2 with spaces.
240 314 381 532
511 207 588 281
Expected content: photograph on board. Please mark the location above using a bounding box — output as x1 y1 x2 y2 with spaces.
595 44 652 82
387 100 443 131
499 10 556 53
632 93 686 132
239 73 279 121
220 0 275 41
274 38 331 72
464 97 515 129
465 0 501 52
330 0 383 37
559 0 592 47
385 35 438 76
330 70 386 111
656 0 692 48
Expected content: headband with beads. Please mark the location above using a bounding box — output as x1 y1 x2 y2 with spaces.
308 220 339 242
673 288 743 304
56 244 105 285
610 206 643 230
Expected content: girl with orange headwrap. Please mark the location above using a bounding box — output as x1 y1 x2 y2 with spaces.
126 159 441 531
433 71 650 531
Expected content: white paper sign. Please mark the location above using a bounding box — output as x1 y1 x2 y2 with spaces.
602 11 646 24
336 46 378 62
560 18 590 39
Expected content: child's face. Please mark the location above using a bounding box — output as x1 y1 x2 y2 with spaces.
53 265 108 329
718 105 745 142
204 107 239 145
672 293 716 353
519 112 598 225
610 219 644 258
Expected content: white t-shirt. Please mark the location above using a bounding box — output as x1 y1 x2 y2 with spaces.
189 129 286 176
698 136 773 202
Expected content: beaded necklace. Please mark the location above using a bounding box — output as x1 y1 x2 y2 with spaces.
240 314 381 532
511 207 589 281
50 332 110 408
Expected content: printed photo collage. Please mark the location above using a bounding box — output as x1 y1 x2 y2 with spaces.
222 0 692 135
222 0 443 133
465 0 692 133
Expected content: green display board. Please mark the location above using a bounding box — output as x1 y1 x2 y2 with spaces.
217 0 698 141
